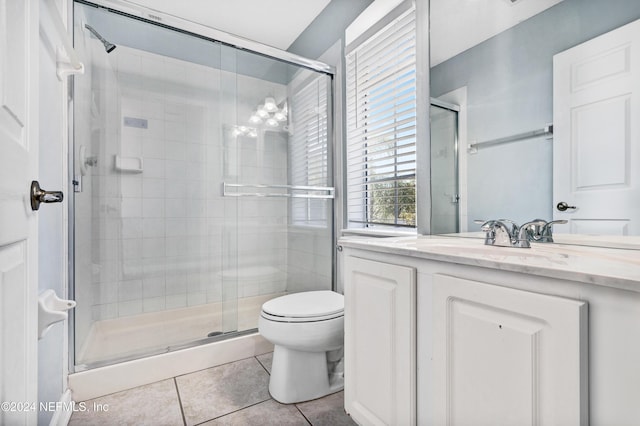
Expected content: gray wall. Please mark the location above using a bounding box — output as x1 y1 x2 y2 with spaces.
431 0 640 230
287 0 373 60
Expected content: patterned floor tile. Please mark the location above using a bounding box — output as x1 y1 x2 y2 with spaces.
296 391 356 426
175 357 270 425
68 379 183 426
200 399 309 425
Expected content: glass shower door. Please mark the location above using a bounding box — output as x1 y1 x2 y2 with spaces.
430 104 460 234
221 48 334 331
73 3 233 366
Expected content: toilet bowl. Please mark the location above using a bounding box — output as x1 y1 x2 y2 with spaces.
258 290 344 404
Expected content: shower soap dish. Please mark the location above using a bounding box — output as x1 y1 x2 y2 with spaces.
38 290 76 339
114 155 143 173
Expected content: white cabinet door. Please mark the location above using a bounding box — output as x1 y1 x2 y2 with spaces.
344 256 416 426
433 274 588 426
553 19 640 235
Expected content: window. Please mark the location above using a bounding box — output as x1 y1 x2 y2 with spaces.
346 7 416 228
290 75 330 227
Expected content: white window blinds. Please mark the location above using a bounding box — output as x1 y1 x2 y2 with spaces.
290 75 330 227
346 7 416 228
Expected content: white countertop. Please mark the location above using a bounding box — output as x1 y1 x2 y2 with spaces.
338 235 640 293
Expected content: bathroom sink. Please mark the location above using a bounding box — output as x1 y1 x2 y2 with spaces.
368 236 565 263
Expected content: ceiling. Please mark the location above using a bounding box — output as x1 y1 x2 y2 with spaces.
431 0 565 66
119 0 565 65
125 0 331 50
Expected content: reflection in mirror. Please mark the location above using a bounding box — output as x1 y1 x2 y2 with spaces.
430 101 459 235
430 0 640 248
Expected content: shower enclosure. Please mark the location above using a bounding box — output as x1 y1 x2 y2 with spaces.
71 1 334 369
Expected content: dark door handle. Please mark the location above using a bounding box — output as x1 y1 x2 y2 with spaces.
30 181 63 211
556 201 576 212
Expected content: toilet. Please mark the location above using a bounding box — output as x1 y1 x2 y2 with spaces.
258 290 344 404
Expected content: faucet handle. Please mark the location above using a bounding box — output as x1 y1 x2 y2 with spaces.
542 219 568 232
498 219 519 238
477 220 496 245
478 220 513 247
514 220 547 247
540 219 568 242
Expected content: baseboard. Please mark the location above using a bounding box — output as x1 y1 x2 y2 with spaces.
48 389 73 426
68 332 272 401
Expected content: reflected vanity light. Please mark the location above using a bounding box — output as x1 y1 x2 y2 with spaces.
248 98 288 129
264 96 278 112
256 105 269 118
231 125 257 138
265 118 279 127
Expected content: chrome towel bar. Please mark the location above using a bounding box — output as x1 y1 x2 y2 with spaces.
468 124 553 153
223 183 335 199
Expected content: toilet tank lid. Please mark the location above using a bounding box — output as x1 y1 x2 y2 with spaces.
262 291 344 318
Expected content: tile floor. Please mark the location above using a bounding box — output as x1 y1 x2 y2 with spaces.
69 353 356 426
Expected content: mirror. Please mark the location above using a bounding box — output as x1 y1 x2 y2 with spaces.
430 0 640 248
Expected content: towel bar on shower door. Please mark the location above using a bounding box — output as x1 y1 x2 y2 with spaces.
222 183 335 199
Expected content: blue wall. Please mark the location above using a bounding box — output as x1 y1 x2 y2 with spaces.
431 0 640 229
287 0 373 60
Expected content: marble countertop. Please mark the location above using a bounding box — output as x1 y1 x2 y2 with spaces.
338 235 640 293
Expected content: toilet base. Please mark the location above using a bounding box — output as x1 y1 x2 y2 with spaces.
269 345 344 404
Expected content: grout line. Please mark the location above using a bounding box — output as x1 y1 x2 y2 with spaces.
173 354 260 379
294 404 313 425
174 377 188 426
255 354 272 375
193 398 272 426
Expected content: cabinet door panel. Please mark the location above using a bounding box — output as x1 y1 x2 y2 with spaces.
344 256 416 426
433 274 588 426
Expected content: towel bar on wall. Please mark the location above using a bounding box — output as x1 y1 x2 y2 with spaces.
468 124 553 153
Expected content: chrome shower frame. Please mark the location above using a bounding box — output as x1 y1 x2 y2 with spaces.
68 0 337 372
75 0 335 75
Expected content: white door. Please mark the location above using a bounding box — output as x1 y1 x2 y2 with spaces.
0 1 39 424
553 19 640 235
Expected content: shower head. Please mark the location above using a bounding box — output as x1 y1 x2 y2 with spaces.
103 41 117 54
85 24 117 53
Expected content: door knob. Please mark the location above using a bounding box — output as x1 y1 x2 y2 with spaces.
30 181 63 211
556 201 576 212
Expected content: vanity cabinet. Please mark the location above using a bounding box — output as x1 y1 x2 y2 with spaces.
343 256 416 426
432 274 588 425
340 237 640 426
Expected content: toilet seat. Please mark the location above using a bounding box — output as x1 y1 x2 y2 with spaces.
261 291 344 323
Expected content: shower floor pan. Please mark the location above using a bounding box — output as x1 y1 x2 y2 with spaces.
76 293 282 366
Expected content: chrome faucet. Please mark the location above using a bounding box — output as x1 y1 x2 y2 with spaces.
514 220 547 248
476 219 549 248
528 219 568 243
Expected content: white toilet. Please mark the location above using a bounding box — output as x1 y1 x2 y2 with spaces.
258 290 344 404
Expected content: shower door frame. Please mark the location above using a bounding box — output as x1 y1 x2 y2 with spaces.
68 0 337 372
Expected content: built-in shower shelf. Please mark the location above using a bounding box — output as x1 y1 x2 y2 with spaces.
114 155 143 173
